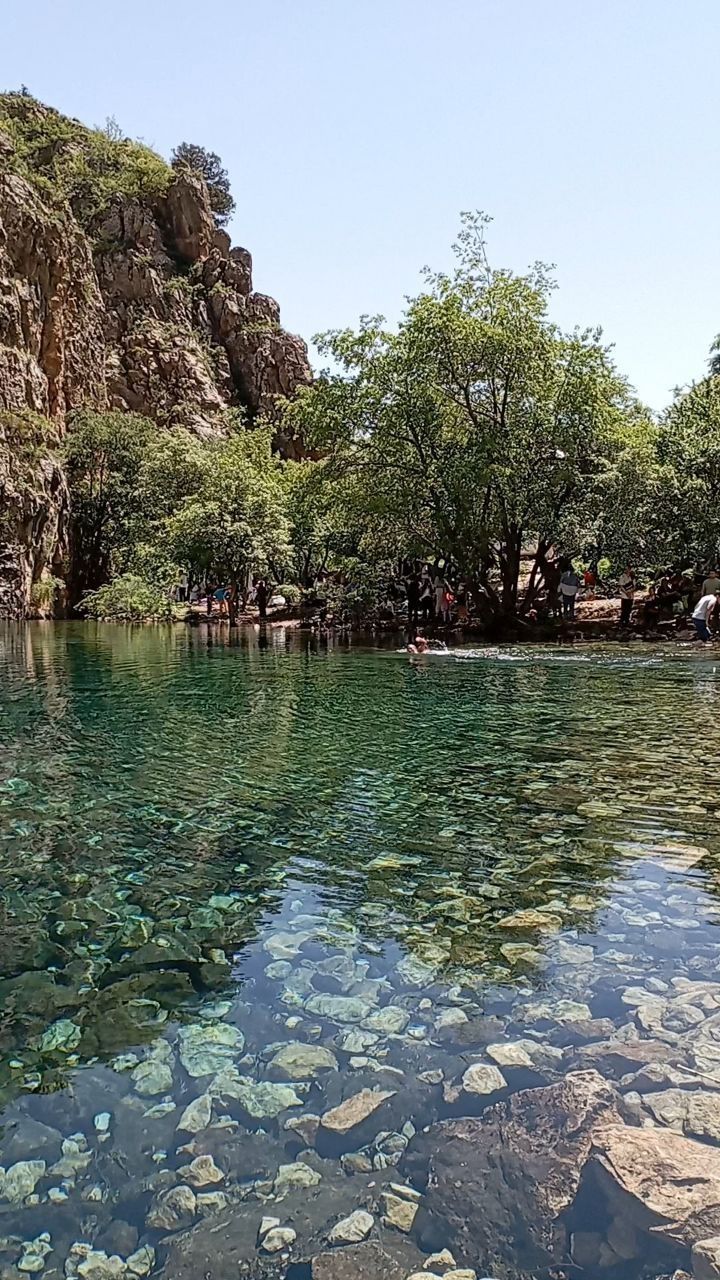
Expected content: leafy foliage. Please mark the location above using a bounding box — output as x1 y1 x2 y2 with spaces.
283 213 637 615
171 142 235 227
0 93 171 226
164 428 290 595
80 574 177 621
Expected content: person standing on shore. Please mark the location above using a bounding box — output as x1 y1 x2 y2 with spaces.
703 567 720 596
255 579 269 620
618 566 636 627
691 592 719 641
559 565 581 620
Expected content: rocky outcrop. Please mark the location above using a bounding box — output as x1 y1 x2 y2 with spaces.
0 96 312 614
0 412 68 617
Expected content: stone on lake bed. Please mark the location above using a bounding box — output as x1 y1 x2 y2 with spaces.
328 1209 374 1244
362 1007 410 1035
497 908 563 931
76 1252 127 1280
338 1028 380 1054
126 1246 155 1277
259 1216 281 1239
261 1226 297 1253
178 1022 244 1077
435 1008 469 1030
269 1041 339 1079
381 1191 418 1232
211 1069 303 1118
306 995 373 1023
320 1089 396 1136
180 1154 224 1187
0 1160 46 1202
197 1191 229 1215
177 1093 213 1133
285 1113 321 1145
40 1018 82 1053
273 1161 322 1193
131 1058 173 1096
146 1184 197 1229
396 954 439 988
461 1064 507 1096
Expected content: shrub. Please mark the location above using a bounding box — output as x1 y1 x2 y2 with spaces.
29 574 64 613
79 574 177 621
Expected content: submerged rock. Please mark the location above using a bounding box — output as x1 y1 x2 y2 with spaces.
76 1251 126 1280
381 1190 418 1232
0 1160 46 1202
592 1124 720 1247
320 1089 395 1138
268 1041 339 1079
176 1093 213 1134
402 1070 621 1271
306 995 373 1024
327 1210 374 1244
461 1064 507 1097
131 1058 173 1097
146 1184 197 1230
211 1070 302 1119
180 1154 224 1187
178 1022 244 1077
261 1226 296 1253
273 1161 322 1193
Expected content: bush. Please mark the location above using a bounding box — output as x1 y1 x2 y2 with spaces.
29 574 64 613
0 92 171 227
80 574 177 621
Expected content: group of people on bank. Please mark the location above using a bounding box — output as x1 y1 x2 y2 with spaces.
175 579 272 619
396 557 720 641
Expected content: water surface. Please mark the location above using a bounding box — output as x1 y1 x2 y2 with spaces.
1 624 720 1278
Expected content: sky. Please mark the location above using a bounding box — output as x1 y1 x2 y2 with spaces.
2 0 719 411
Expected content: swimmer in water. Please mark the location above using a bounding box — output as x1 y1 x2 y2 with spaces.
406 635 429 654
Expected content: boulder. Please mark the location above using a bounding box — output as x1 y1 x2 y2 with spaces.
591 1124 720 1247
402 1070 621 1271
692 1236 720 1279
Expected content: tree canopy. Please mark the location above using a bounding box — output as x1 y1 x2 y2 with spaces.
171 142 236 226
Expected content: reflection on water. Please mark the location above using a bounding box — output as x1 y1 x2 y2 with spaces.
1 623 720 1278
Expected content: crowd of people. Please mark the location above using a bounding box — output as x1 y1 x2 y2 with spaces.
392 557 720 642
176 578 273 619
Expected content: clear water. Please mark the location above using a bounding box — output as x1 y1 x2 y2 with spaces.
1 623 720 1279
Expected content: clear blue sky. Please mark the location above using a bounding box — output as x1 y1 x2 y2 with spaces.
3 0 718 411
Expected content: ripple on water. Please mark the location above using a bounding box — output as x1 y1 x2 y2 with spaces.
1 622 720 1278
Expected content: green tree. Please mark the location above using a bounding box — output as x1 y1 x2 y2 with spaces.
171 142 235 226
284 214 636 618
164 428 290 624
64 411 158 605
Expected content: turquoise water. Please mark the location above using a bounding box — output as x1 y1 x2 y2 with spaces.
1 623 720 1278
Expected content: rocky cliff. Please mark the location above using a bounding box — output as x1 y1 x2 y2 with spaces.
0 93 311 615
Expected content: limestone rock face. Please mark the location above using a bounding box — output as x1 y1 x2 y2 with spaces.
0 98 312 615
0 412 69 617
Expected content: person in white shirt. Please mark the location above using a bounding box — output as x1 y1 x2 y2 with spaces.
692 593 719 642
702 569 720 596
